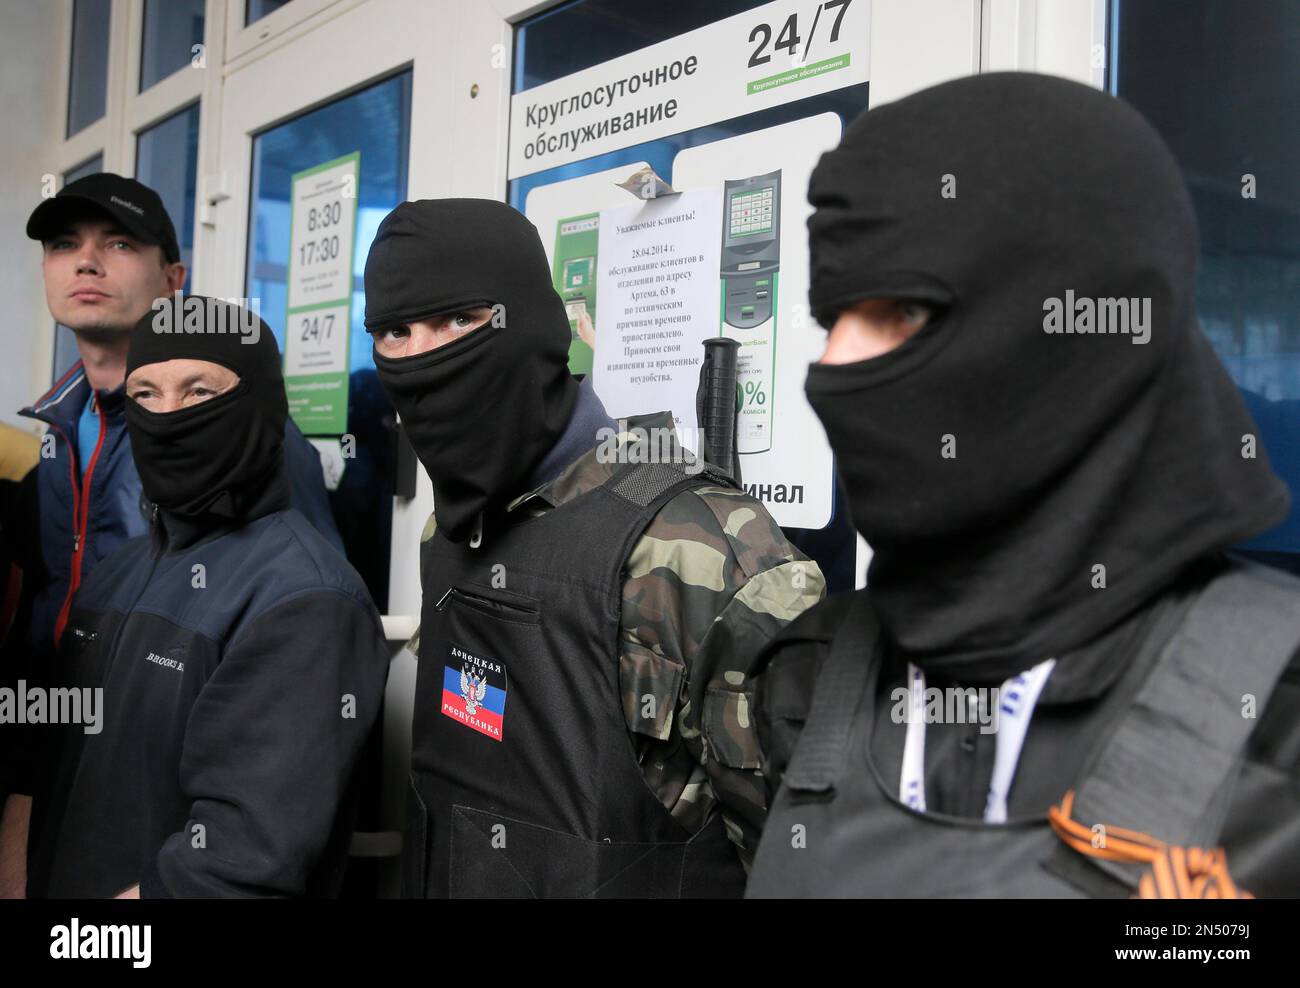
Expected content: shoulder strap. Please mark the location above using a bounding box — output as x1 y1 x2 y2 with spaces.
606 457 736 508
780 592 880 795
599 411 739 509
1068 559 1300 885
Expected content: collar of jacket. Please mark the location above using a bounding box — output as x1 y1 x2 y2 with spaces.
505 408 680 514
521 374 615 487
20 361 127 432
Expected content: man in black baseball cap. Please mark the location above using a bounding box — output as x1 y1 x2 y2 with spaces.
26 172 181 265
28 173 186 380
18 172 191 663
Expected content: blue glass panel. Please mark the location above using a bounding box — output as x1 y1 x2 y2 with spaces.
246 0 292 27
513 0 766 91
1116 0 1300 565
135 102 200 290
140 0 206 91
246 70 412 608
67 0 111 137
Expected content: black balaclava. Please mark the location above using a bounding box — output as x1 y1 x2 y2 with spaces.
125 296 288 550
804 72 1289 683
364 198 579 544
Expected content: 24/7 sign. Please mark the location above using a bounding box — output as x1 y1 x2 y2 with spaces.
284 152 359 435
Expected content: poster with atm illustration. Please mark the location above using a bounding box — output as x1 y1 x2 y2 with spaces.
720 169 781 454
520 116 841 529
674 113 842 529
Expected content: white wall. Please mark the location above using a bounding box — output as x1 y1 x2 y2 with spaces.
0 0 66 429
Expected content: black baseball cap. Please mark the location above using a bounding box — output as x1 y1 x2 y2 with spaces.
26 172 181 263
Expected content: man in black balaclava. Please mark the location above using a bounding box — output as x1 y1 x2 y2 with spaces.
365 199 825 897
746 73 1300 899
7 298 388 898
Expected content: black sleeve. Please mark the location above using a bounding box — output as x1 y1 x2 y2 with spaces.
754 639 826 800
141 590 389 898
0 466 49 801
751 596 859 801
1 466 45 579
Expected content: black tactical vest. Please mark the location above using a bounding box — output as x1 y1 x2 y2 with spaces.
403 439 748 898
747 559 1300 897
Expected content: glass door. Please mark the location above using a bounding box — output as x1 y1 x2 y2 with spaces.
208 0 433 898
243 71 412 611
209 0 437 613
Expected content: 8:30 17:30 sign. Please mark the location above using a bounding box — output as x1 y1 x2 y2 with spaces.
298 235 341 266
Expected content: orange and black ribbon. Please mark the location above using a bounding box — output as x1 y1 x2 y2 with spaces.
1048 790 1252 899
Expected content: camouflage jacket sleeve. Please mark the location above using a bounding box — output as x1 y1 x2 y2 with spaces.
619 483 826 867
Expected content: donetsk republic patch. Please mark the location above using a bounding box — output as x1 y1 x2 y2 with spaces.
441 642 508 741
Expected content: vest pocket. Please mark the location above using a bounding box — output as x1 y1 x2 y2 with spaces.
435 584 540 624
448 805 691 898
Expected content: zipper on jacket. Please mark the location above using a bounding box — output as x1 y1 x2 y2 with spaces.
53 394 107 647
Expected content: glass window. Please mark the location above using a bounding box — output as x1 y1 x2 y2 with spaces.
1114 0 1300 570
67 0 111 137
63 152 103 185
511 0 866 594
513 0 764 91
139 0 206 91
246 70 412 609
51 155 105 383
246 0 293 26
135 102 200 289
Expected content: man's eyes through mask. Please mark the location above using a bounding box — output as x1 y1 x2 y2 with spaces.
817 298 937 365
369 308 497 359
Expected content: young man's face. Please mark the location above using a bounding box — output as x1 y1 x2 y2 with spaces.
368 306 497 359
42 215 185 335
126 358 239 414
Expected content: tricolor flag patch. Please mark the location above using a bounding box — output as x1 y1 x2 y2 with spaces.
441 642 508 741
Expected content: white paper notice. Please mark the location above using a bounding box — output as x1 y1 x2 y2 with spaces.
594 188 722 436
287 156 358 311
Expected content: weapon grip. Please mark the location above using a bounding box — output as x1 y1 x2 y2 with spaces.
696 337 742 484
